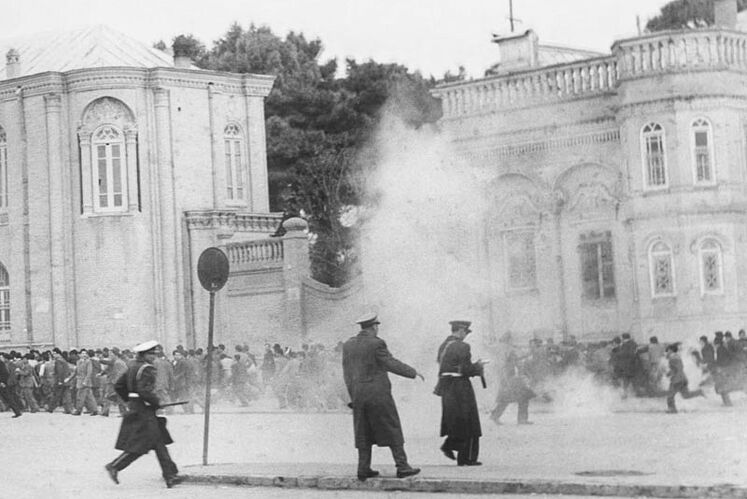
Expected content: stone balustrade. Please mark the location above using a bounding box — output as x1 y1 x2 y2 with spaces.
613 28 747 79
434 28 747 118
225 238 284 270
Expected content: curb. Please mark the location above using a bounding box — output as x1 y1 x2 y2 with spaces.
181 473 747 498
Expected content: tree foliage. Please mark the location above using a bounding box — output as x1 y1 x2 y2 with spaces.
646 0 747 31
183 23 442 286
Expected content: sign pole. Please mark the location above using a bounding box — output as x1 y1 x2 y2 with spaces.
196 247 229 467
202 289 216 465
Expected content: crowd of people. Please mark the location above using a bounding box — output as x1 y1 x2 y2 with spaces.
0 341 349 417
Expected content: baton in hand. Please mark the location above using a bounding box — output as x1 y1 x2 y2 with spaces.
159 400 189 408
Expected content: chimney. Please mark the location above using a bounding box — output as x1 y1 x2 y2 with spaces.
487 29 539 75
172 36 193 69
173 54 191 69
5 48 20 79
714 0 737 29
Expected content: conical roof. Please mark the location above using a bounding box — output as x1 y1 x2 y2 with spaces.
0 25 180 80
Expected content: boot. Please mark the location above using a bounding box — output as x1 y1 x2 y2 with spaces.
356 447 379 481
391 445 420 478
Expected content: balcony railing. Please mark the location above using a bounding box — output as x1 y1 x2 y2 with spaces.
433 28 747 119
225 239 284 270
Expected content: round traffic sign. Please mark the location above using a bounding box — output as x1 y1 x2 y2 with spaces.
197 247 229 291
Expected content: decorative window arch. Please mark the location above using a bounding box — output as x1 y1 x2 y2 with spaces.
224 123 246 203
0 126 7 210
691 118 715 185
641 123 667 190
78 98 139 215
0 263 9 340
699 238 724 294
648 240 675 297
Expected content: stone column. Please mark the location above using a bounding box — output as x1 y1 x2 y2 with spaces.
77 132 94 214
281 217 310 337
44 94 69 347
551 194 569 339
207 84 222 209
154 87 182 349
16 87 33 343
245 96 270 212
124 127 139 212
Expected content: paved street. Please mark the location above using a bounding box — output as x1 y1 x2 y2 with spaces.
1 390 746 498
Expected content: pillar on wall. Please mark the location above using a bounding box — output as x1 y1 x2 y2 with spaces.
281 217 310 336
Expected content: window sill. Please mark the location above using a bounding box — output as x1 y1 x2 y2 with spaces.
505 287 539 297
225 201 249 208
81 211 136 219
581 297 617 307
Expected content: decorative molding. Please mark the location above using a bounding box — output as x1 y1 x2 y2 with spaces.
462 129 620 163
184 210 282 232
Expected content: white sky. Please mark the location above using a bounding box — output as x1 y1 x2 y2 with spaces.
5 0 666 78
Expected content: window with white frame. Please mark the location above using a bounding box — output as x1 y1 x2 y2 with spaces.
92 125 127 212
642 123 667 189
649 241 675 297
692 118 714 185
0 263 9 340
0 127 7 210
503 230 536 291
699 239 723 294
579 231 615 300
224 124 245 202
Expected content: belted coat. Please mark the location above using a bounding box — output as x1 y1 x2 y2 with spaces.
342 328 416 449
113 358 173 454
436 335 482 439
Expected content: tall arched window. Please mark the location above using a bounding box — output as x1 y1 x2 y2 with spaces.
649 240 675 297
641 123 667 189
699 239 723 294
92 125 127 211
0 126 7 210
692 118 715 185
224 123 246 203
78 97 138 215
502 230 536 291
0 263 9 340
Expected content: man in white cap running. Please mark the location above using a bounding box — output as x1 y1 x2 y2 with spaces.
104 340 182 488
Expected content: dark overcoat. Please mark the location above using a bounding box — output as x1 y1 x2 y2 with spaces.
437 335 482 439
342 328 416 449
113 359 173 455
496 349 535 403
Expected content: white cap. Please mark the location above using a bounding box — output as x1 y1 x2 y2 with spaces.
133 340 160 353
355 312 380 326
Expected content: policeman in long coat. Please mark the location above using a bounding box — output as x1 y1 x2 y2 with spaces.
104 341 181 488
436 320 484 466
342 313 424 481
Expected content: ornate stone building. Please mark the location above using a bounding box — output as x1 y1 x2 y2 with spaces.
0 26 284 349
432 0 747 342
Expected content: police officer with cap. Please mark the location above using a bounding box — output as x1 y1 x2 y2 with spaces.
436 320 485 466
342 312 424 481
105 340 182 488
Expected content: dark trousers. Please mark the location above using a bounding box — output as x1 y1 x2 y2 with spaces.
666 380 703 411
109 442 178 480
491 397 529 423
49 385 73 413
0 385 22 415
357 445 412 473
442 435 479 465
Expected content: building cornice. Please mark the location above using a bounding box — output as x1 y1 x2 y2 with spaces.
184 210 283 232
0 67 276 100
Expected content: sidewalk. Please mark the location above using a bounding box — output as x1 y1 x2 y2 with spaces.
180 462 747 497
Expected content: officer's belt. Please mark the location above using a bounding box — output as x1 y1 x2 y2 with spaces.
440 372 463 378
128 392 140 398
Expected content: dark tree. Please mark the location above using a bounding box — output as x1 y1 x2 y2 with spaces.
646 0 747 31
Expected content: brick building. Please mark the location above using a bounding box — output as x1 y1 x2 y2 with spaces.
0 26 283 350
431 0 747 343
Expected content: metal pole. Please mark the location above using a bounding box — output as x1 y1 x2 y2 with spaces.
202 289 216 465
509 0 515 32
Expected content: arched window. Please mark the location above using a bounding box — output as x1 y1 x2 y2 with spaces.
0 126 7 210
641 123 667 189
0 263 9 340
691 118 715 185
92 125 127 211
699 239 723 294
78 97 138 215
224 123 246 202
649 240 675 297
